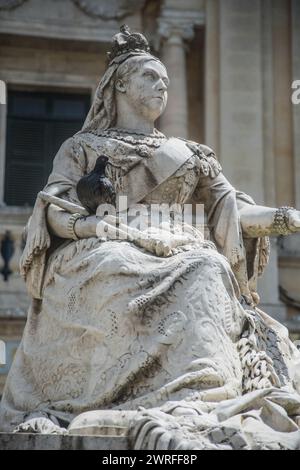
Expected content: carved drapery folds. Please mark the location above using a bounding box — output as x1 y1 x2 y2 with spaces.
72 0 146 20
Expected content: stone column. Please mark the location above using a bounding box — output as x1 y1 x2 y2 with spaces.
160 30 188 138
158 10 204 138
219 0 264 203
257 0 285 321
0 80 7 206
292 0 300 209
205 0 220 156
272 0 294 207
262 0 276 208
218 0 285 321
277 0 300 322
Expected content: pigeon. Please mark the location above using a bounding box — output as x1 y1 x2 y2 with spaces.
76 155 116 214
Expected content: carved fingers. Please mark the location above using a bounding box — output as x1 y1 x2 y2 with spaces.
288 209 300 231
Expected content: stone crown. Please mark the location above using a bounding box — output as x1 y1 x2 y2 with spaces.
107 24 150 63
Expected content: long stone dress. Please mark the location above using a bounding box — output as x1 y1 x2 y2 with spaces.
1 131 300 450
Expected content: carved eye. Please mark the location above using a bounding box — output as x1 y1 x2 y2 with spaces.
144 71 155 80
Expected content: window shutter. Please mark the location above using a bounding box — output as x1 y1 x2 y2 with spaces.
4 90 90 207
5 118 46 206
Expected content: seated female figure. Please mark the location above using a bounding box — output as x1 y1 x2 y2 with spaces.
1 26 300 450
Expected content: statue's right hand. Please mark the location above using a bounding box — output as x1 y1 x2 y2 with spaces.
75 214 121 240
74 215 99 239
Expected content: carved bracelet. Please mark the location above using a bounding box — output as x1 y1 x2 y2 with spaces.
67 213 84 240
272 206 294 236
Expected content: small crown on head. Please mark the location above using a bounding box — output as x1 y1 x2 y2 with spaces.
107 24 150 63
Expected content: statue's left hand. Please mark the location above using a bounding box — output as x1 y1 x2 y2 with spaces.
288 209 300 232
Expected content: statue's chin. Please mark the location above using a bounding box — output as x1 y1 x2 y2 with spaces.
140 101 166 122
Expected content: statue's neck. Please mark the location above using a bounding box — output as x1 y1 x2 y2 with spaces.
114 101 155 135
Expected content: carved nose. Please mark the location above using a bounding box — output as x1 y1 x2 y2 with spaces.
157 79 167 92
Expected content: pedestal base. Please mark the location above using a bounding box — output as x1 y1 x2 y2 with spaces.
0 432 129 450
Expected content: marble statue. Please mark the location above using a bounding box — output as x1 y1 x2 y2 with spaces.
1 25 300 450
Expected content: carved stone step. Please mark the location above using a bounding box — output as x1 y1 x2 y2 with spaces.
0 432 129 450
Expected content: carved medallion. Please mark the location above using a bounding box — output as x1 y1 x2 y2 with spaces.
0 0 27 9
72 0 145 20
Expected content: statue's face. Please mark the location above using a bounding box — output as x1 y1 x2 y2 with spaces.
122 59 169 121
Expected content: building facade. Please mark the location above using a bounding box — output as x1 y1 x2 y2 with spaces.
0 0 300 393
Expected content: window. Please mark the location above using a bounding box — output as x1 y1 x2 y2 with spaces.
4 89 90 206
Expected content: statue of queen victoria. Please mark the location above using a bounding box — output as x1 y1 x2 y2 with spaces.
1 26 300 450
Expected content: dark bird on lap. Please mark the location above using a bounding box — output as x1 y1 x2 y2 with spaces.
76 155 116 214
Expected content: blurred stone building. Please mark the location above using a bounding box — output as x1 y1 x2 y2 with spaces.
0 0 299 393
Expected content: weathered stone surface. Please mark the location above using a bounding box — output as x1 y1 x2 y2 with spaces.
0 432 128 450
